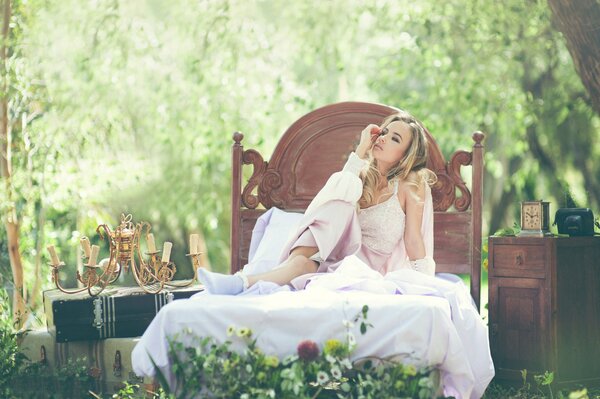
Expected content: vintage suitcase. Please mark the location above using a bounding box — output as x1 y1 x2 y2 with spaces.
17 328 155 395
44 284 203 342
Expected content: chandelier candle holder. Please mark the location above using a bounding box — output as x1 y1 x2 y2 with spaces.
46 214 198 296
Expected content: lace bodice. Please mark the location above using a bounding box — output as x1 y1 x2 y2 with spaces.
358 182 405 254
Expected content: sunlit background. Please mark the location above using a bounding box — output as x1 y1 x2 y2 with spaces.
1 0 598 321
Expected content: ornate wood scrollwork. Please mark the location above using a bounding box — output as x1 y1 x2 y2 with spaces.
431 172 455 212
431 150 473 212
241 149 267 209
259 170 284 209
448 150 473 211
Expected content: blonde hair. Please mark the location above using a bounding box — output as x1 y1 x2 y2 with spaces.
359 110 437 207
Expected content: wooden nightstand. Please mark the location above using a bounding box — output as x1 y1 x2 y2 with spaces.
488 236 600 387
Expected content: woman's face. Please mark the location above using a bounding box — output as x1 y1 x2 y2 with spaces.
372 120 413 169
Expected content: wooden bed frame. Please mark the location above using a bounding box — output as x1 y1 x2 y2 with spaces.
230 102 485 310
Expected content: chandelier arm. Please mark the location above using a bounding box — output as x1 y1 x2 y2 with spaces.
137 264 170 286
93 261 116 286
87 276 111 297
96 224 112 244
97 249 122 285
134 223 155 281
128 250 166 294
91 261 121 294
106 245 123 284
132 222 179 288
83 245 121 295
164 279 196 288
51 267 91 294
106 263 122 284
54 285 90 295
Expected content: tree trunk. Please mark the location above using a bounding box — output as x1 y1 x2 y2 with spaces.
0 0 26 328
29 199 46 311
548 0 600 115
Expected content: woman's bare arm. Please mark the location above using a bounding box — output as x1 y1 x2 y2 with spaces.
400 178 427 261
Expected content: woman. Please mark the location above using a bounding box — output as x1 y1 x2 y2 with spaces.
199 110 437 295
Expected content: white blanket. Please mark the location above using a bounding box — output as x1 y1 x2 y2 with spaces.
132 257 494 399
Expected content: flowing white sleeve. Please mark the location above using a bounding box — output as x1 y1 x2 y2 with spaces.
304 152 368 215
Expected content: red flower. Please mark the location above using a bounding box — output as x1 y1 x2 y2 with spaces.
297 340 319 361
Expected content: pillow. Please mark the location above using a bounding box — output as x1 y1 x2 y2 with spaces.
244 208 304 275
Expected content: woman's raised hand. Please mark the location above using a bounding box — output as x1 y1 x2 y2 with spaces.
356 124 381 159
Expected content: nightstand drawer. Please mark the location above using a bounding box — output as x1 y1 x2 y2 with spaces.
490 243 546 278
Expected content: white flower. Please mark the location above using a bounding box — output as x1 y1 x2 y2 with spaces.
325 354 336 363
342 319 354 328
331 366 342 380
340 358 353 369
317 371 329 385
240 394 249 399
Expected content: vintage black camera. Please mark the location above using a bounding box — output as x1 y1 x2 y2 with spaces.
554 208 595 236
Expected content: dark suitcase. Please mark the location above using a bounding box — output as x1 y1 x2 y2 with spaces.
44 284 203 342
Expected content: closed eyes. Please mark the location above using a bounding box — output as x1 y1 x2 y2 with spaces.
379 127 402 143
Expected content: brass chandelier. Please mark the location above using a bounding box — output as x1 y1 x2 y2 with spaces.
46 214 202 296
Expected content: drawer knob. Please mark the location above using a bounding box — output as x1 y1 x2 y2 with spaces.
515 253 523 265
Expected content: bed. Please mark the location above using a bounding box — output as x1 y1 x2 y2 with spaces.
132 102 493 398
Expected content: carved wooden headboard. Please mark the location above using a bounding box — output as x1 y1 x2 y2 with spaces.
230 102 485 309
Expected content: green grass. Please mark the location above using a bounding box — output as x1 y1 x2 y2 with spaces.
483 382 600 398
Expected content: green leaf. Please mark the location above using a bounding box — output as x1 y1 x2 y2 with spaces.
147 352 172 395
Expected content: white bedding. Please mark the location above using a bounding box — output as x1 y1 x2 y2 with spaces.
132 257 494 399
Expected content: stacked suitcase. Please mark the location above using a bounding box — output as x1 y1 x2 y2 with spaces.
18 284 203 395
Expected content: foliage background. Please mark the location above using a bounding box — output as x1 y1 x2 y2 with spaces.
0 0 598 322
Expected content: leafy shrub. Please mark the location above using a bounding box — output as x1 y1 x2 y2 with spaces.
0 288 26 397
0 288 96 398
